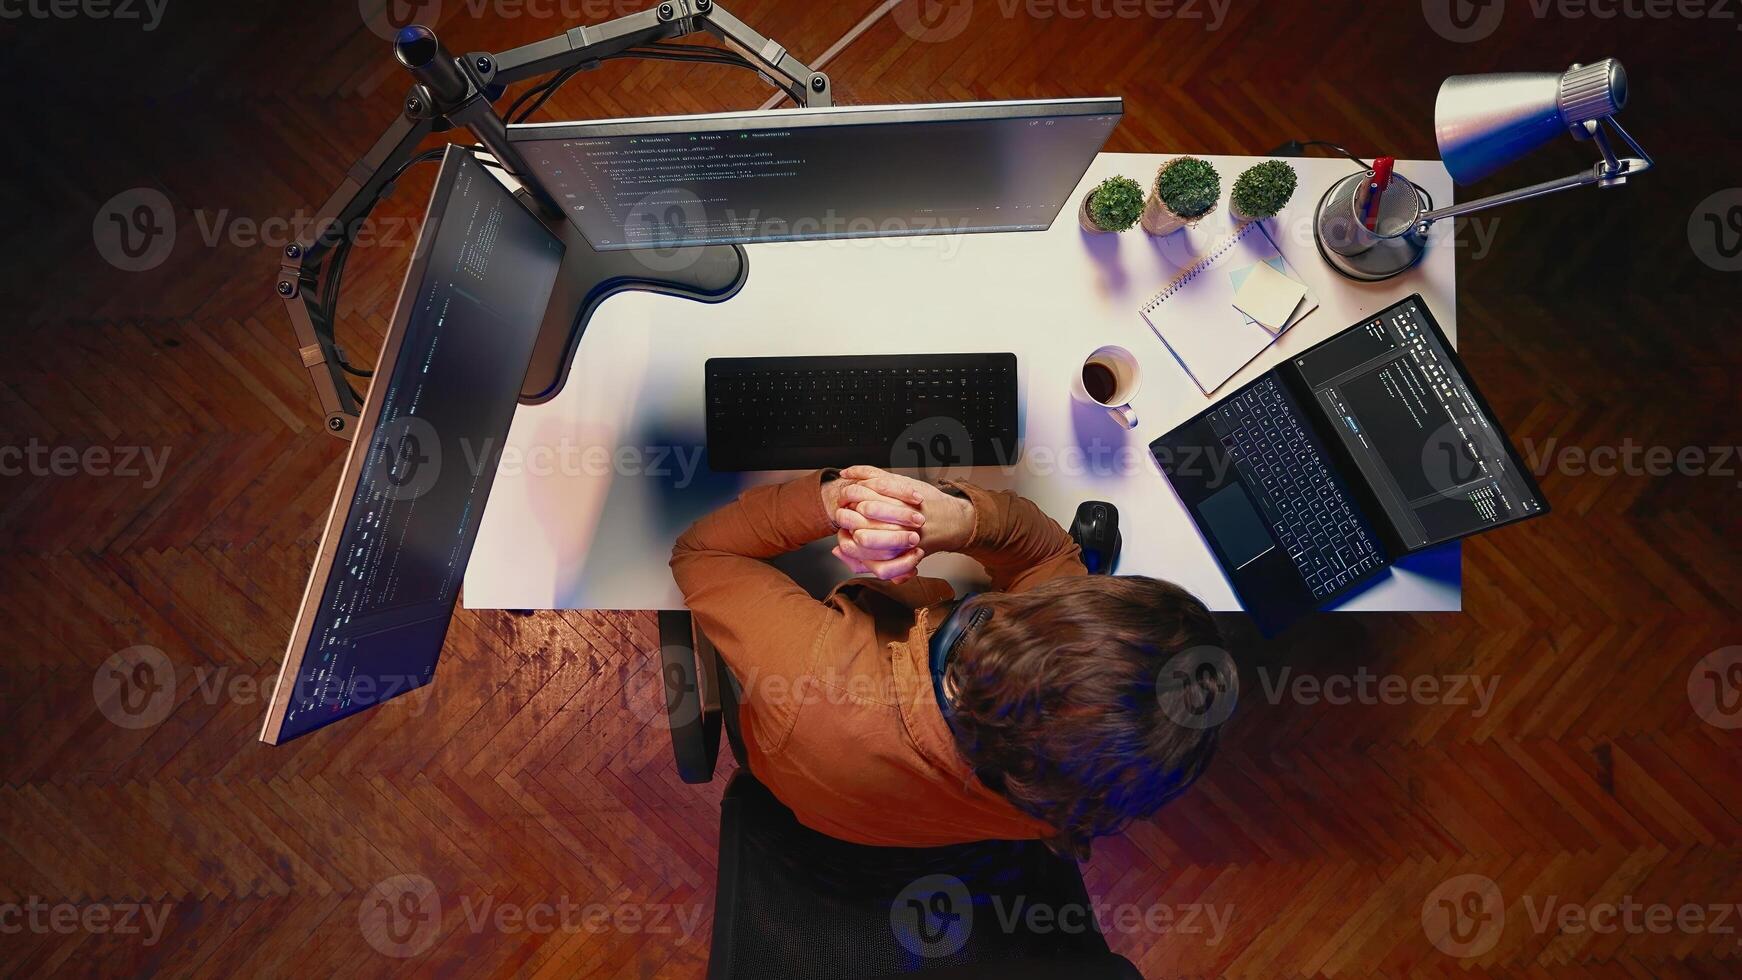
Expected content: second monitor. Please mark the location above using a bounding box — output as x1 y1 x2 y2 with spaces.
508 98 1123 249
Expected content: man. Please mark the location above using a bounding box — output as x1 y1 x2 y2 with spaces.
669 465 1230 858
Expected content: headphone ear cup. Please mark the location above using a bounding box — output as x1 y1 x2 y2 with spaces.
927 593 985 667
928 594 986 723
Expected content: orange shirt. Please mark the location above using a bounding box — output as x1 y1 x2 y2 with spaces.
670 470 1086 846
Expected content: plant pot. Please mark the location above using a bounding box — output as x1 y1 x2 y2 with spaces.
1079 192 1110 233
1229 201 1270 223
1141 191 1216 236
1142 157 1219 236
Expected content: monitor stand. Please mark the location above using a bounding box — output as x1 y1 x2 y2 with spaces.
519 208 747 404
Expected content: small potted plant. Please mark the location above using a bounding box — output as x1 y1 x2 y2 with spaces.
1230 159 1299 222
1079 175 1145 233
1142 157 1220 235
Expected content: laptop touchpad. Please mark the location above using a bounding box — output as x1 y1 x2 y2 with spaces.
1196 484 1275 571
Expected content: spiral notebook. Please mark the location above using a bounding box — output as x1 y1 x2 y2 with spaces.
1139 221 1318 395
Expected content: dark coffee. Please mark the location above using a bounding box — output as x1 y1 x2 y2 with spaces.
1082 361 1119 403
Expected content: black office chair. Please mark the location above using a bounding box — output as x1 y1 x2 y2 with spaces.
656 612 1144 980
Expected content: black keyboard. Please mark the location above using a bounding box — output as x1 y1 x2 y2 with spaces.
1207 377 1382 599
705 353 1019 472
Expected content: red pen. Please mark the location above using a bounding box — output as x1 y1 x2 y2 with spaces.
1362 156 1395 231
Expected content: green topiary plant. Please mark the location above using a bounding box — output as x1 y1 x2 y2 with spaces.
1230 159 1299 220
1143 157 1220 235
1080 175 1145 233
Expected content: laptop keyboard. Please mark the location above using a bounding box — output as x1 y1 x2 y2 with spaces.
1208 378 1382 598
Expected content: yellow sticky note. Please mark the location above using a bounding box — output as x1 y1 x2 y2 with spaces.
1232 260 1308 330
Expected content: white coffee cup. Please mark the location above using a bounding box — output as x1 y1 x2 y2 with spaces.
1073 345 1141 429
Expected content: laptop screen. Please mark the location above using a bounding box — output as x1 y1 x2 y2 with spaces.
1289 296 1546 550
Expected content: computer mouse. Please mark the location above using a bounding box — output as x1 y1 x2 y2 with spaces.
1069 501 1121 575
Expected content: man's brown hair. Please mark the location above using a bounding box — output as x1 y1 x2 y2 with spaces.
944 575 1230 858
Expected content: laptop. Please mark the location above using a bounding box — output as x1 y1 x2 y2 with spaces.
1150 294 1548 634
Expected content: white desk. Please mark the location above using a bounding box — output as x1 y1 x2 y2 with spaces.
466 153 1461 612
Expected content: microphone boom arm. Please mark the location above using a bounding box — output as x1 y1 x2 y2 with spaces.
275 0 830 438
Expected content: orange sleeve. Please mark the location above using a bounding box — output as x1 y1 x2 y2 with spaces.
945 482 1087 593
669 470 842 684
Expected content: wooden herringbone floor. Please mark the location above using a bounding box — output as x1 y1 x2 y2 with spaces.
2 0 1739 976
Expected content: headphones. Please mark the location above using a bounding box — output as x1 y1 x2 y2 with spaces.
928 592 988 723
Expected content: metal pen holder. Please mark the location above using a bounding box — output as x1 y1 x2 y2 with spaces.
1313 169 1431 282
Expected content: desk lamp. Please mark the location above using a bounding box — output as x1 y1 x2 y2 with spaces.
1313 58 1653 281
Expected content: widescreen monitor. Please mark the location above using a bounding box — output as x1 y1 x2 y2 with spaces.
507 97 1123 249
260 146 566 743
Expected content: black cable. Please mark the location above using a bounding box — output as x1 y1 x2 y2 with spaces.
1282 140 1372 171
317 147 448 381
509 62 591 123
506 44 763 123
1283 138 1433 210
506 62 587 121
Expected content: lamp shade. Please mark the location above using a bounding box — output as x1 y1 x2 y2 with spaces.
1435 60 1628 184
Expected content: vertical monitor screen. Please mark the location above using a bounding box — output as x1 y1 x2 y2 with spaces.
262 148 565 743
1290 296 1547 551
507 98 1122 249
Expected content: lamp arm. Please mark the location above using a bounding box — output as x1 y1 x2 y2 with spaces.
1420 166 1610 224
1602 116 1654 173
1421 117 1652 227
